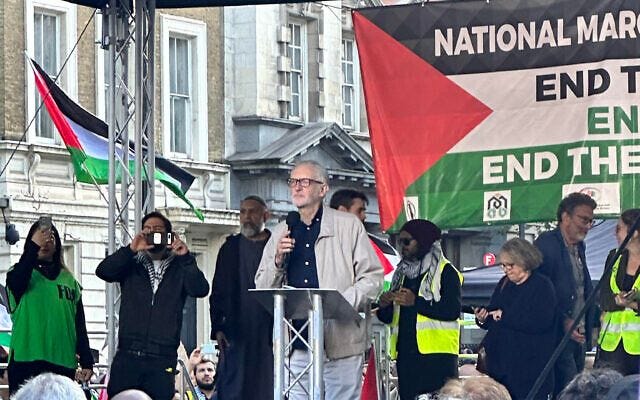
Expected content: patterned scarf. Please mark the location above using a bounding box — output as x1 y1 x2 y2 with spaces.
135 250 175 295
390 241 443 300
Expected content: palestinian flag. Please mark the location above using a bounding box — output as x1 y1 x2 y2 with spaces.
29 59 204 221
354 0 640 231
370 238 397 291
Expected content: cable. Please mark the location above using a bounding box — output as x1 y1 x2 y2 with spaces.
0 8 97 180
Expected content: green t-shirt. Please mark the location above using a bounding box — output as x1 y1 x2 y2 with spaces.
8 268 81 369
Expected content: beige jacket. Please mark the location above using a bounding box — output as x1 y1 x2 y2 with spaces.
255 207 383 359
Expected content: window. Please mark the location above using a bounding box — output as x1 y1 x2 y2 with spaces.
169 37 191 154
34 12 59 139
342 38 359 131
26 0 77 144
161 15 208 161
287 22 307 120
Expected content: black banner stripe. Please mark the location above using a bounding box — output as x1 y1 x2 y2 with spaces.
356 0 640 75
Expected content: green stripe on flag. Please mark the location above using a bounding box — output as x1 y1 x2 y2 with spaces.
390 139 640 231
69 148 204 221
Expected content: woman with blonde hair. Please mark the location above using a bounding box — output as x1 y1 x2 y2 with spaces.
474 238 557 399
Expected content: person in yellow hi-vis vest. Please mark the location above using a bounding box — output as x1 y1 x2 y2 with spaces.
376 219 462 399
596 208 640 376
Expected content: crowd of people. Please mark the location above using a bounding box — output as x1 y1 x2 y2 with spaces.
2 160 640 400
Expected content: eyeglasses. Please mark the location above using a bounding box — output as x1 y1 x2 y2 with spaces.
398 237 414 246
286 178 324 188
572 214 594 226
501 262 515 270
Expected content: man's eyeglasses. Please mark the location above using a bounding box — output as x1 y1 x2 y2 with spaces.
501 262 515 270
397 237 414 246
286 178 324 188
572 214 594 226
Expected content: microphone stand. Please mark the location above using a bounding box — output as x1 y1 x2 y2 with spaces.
525 213 640 400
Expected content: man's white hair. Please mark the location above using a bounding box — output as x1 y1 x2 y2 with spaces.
12 373 85 400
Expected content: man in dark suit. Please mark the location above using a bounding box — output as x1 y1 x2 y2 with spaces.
534 192 597 396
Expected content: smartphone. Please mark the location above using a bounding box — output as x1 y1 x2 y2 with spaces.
201 342 216 355
461 304 484 314
38 216 52 230
146 232 173 246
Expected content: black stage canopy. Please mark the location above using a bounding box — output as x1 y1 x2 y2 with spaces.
64 0 311 8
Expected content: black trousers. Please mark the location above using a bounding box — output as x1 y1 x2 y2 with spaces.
595 341 640 376
554 340 585 396
396 352 458 400
107 350 176 400
8 354 76 394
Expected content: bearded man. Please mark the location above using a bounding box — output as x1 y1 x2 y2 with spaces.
209 195 273 400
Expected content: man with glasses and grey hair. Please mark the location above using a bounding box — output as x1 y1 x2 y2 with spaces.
255 160 383 400
534 192 597 396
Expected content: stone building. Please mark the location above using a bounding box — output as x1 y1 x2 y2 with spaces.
0 0 232 356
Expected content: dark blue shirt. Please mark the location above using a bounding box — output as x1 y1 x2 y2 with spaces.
287 207 321 289
287 206 322 350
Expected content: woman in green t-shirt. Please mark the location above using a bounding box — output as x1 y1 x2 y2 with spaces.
6 218 94 394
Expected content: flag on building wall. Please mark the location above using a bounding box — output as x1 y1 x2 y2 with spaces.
354 0 640 231
29 58 204 221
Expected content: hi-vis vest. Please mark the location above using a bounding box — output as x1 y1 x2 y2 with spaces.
598 255 640 354
388 257 463 359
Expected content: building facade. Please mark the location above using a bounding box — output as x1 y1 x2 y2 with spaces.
0 0 233 358
223 1 380 230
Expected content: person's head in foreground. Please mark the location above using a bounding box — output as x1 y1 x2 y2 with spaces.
12 373 85 400
437 376 511 400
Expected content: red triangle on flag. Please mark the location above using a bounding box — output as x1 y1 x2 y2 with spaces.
361 345 378 400
353 12 493 230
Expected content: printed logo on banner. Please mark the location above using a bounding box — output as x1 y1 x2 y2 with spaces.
403 196 419 221
483 191 511 222
562 183 620 214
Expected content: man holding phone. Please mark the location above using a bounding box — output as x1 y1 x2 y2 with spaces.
97 211 209 400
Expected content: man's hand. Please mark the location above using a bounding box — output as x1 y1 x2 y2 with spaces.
130 230 153 253
563 318 586 343
378 291 395 308
170 233 189 256
275 232 295 268
394 288 415 307
75 368 93 383
188 347 203 373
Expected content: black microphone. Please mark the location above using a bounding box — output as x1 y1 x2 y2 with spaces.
282 211 300 270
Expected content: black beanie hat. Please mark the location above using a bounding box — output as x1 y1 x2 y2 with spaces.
400 219 442 257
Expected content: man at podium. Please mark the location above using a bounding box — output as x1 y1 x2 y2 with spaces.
255 160 383 400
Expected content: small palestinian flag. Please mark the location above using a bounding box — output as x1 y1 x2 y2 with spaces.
29 58 203 221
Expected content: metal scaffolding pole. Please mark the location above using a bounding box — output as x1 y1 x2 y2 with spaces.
105 0 156 363
135 0 155 229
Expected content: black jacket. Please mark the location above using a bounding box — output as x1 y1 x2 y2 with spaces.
534 228 595 343
209 232 272 340
209 234 241 339
96 246 209 357
479 273 557 399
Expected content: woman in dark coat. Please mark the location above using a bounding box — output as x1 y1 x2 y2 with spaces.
474 238 557 399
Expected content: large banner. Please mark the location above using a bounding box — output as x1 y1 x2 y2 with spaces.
354 0 640 232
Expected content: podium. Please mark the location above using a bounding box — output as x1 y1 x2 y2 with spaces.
251 288 361 400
